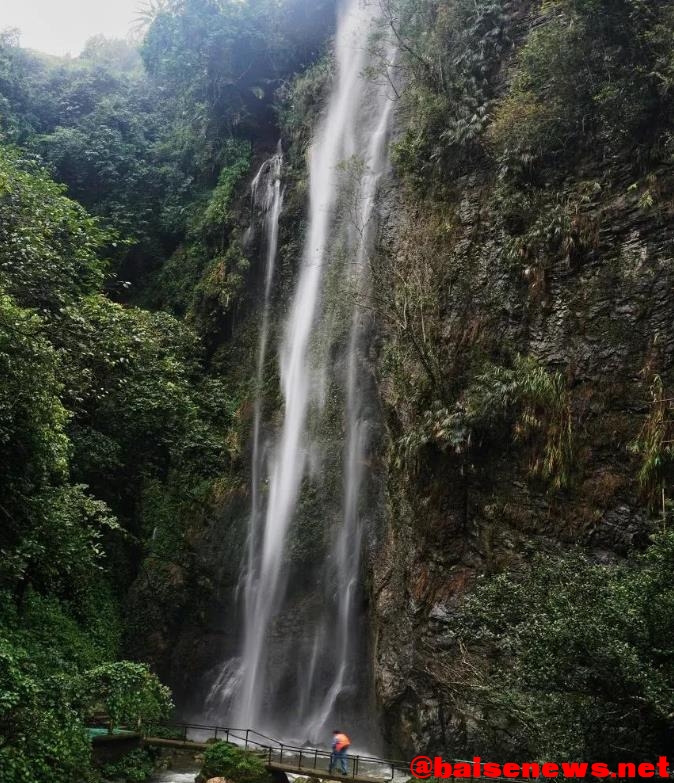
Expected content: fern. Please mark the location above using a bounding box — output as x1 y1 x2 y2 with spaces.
630 375 674 512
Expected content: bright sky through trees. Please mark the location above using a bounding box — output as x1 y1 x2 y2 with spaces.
1 0 142 56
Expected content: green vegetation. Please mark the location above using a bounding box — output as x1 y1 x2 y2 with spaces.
374 0 674 761
0 142 178 783
452 530 674 763
379 0 519 188
1 0 674 774
279 53 333 154
0 55 229 783
488 0 674 176
383 0 674 189
101 749 156 783
631 375 674 512
200 741 273 783
0 591 170 782
397 357 574 489
0 4 338 779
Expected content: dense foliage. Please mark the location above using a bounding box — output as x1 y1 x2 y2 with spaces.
383 0 674 187
0 588 171 782
0 3 338 779
101 749 156 783
1 1 336 311
200 741 273 783
452 531 674 763
0 98 216 783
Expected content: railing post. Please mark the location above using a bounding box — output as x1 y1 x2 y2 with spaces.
299 750 303 770
183 725 188 741
245 729 249 750
226 729 230 744
314 749 318 769
214 727 218 740
280 743 284 763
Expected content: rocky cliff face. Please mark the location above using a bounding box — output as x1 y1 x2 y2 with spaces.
135 86 674 762
369 156 674 754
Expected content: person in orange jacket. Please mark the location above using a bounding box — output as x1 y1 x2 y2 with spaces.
329 729 351 775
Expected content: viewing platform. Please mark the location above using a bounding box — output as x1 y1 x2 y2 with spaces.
142 724 410 783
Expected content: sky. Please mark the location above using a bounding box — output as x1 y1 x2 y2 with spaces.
1 0 143 57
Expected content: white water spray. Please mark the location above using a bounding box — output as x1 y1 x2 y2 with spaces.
242 144 284 621
302 62 396 739
230 0 396 738
205 146 283 719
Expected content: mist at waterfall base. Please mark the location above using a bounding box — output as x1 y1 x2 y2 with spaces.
198 0 396 749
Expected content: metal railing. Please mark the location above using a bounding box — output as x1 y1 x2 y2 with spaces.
145 722 410 781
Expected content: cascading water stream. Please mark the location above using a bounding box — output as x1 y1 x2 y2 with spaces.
301 63 396 739
204 146 283 718
242 144 284 622
216 0 396 741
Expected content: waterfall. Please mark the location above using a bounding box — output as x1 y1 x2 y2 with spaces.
225 0 395 741
242 143 284 627
301 66 396 740
204 145 283 720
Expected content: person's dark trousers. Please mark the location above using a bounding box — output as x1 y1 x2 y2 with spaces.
329 749 348 775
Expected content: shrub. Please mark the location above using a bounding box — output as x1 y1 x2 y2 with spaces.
630 375 674 511
489 0 674 176
101 749 155 783
83 661 173 730
452 531 674 762
381 0 520 187
396 356 574 489
200 742 273 783
199 140 252 242
279 53 333 154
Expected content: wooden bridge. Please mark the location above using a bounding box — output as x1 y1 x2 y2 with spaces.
143 723 411 783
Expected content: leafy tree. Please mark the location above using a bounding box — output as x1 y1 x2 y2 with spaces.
0 31 176 290
80 37 144 77
142 0 336 141
83 661 172 730
0 29 56 142
0 147 109 311
488 0 674 174
36 97 164 244
0 604 169 783
451 533 674 763
0 139 188 781
0 587 119 783
0 290 117 596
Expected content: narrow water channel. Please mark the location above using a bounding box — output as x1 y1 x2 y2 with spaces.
149 768 198 783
